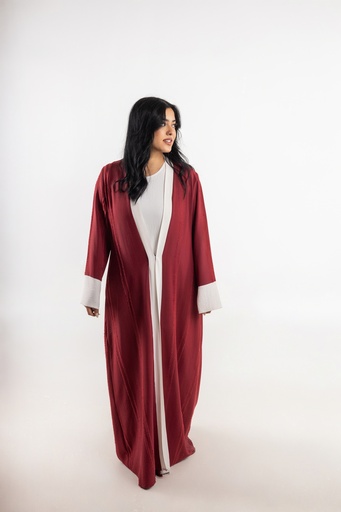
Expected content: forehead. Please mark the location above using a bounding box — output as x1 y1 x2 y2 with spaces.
164 108 176 121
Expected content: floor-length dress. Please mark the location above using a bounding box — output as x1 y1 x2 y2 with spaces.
82 159 221 488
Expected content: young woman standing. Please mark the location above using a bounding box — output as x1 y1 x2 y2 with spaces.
82 97 221 489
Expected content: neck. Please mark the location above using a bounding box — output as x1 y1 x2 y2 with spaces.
145 151 165 176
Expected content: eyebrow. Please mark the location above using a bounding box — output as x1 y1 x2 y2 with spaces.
162 117 177 123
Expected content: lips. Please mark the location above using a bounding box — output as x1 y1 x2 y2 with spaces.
163 139 173 145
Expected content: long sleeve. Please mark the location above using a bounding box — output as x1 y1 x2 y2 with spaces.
81 170 111 308
192 175 222 313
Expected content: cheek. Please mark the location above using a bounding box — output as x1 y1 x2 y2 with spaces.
157 132 164 144
152 133 162 150
153 130 162 143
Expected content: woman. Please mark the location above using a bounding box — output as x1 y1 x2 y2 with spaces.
81 97 221 489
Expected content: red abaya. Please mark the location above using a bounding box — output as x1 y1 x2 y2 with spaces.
83 160 220 488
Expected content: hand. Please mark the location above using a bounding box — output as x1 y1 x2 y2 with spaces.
85 306 99 317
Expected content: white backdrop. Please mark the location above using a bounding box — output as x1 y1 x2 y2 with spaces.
1 1 341 511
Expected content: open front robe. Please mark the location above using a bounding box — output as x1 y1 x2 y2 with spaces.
82 160 220 489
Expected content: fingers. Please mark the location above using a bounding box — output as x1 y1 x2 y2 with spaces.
85 306 100 317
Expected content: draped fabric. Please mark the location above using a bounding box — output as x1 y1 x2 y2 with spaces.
83 159 220 489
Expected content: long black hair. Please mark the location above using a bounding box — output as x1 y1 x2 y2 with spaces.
118 97 192 201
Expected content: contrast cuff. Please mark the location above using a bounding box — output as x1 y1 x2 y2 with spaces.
81 275 101 309
197 281 222 314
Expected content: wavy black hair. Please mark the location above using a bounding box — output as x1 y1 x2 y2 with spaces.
118 97 192 201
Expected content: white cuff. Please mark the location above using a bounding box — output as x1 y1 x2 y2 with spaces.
81 275 101 309
197 281 222 314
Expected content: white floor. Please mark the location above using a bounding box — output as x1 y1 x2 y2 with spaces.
2 306 341 512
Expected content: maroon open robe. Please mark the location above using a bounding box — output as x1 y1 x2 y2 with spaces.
84 160 217 488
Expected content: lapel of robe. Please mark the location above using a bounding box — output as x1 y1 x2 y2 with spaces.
130 162 174 260
130 162 174 473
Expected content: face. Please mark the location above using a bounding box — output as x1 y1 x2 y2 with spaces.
151 108 177 155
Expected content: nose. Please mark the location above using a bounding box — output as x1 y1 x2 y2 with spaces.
166 125 175 135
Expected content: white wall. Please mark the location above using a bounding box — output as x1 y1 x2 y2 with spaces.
1 1 341 511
